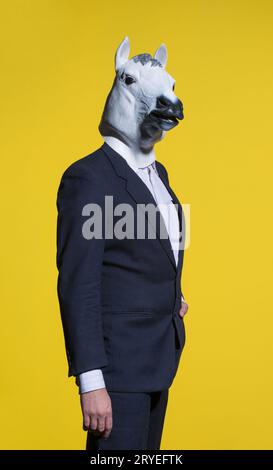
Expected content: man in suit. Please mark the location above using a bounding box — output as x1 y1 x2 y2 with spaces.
56 37 188 450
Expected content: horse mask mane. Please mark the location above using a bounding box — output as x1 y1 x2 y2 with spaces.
99 36 184 154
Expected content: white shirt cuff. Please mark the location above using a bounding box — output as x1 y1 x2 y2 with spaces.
77 369 105 394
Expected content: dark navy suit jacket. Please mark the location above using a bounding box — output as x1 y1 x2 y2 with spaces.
56 142 186 392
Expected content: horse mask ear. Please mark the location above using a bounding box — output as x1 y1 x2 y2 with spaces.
154 43 168 68
115 36 130 72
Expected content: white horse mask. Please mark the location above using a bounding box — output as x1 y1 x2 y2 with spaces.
99 36 184 154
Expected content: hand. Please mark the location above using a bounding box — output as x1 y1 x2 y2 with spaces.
80 388 112 439
179 301 189 318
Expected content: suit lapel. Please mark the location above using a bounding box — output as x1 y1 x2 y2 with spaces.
155 161 184 273
101 142 177 271
155 162 182 228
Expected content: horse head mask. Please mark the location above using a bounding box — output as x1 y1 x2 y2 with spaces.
99 36 184 154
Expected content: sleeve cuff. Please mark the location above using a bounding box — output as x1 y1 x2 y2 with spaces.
77 369 106 394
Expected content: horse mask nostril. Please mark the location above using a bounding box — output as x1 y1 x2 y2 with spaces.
155 96 183 119
157 95 171 109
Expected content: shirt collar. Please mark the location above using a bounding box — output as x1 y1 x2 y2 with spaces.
102 136 156 171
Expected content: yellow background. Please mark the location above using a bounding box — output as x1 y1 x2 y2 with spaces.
0 0 272 449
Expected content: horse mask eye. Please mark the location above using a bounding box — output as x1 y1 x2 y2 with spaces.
120 71 136 85
125 76 135 85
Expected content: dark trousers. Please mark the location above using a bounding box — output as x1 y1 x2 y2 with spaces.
86 389 169 451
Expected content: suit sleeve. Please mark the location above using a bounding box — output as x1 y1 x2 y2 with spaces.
56 165 108 377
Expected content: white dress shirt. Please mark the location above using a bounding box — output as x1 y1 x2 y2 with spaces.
77 136 185 394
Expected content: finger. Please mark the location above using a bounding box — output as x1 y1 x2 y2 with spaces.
179 305 188 318
182 303 188 313
83 413 91 431
97 415 106 433
90 415 98 432
178 307 184 318
101 430 111 439
102 413 113 439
